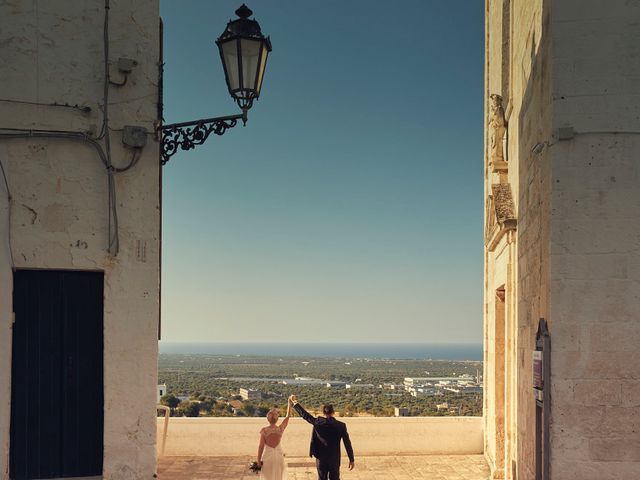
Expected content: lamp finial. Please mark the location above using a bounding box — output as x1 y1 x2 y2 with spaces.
235 4 253 19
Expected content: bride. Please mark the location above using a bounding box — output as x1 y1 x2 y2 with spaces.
257 397 292 479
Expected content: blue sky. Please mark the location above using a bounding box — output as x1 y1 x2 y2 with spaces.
159 0 484 343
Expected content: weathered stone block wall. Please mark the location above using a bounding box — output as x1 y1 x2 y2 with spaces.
549 1 640 478
488 0 640 478
485 0 552 478
0 1 160 479
511 2 553 480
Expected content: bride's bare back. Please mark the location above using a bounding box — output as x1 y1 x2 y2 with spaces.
261 425 283 448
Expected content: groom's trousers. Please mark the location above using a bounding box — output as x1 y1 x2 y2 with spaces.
315 459 340 480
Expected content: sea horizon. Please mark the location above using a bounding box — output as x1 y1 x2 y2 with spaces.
159 341 483 361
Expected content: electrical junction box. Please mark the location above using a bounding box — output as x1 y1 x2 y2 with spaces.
117 57 137 73
556 126 575 141
122 125 148 148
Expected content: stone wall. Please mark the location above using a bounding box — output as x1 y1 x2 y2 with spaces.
511 2 553 480
549 1 640 478
487 0 640 478
157 417 484 457
485 0 552 478
0 1 160 479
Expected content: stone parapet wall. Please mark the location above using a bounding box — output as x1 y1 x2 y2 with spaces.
157 417 483 457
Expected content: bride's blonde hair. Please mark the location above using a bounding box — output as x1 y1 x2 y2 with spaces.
266 408 279 424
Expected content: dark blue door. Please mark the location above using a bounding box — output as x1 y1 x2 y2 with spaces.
10 270 104 479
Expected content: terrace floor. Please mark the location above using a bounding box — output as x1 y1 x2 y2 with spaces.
157 454 491 480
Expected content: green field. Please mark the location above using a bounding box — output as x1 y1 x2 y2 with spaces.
158 354 483 417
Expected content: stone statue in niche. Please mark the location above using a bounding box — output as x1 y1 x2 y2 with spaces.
488 94 507 165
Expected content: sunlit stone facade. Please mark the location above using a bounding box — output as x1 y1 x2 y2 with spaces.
484 1 640 479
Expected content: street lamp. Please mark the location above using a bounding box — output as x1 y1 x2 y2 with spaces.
160 4 271 165
217 4 272 112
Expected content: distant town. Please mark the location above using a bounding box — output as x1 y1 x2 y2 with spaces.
158 354 483 417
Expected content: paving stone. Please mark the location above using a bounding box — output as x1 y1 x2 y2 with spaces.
157 454 490 479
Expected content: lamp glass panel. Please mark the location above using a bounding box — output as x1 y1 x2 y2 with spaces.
221 39 240 91
255 44 269 95
240 38 261 94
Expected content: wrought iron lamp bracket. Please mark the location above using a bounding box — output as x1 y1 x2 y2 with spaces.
159 110 247 165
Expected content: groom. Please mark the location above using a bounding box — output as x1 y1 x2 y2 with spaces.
290 395 354 480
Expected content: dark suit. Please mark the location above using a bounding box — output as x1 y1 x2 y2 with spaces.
294 403 354 480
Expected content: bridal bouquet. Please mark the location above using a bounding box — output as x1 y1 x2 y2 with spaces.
249 461 262 474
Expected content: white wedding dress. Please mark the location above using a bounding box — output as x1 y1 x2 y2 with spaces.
260 427 287 480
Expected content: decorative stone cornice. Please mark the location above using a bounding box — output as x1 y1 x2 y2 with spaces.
485 183 517 251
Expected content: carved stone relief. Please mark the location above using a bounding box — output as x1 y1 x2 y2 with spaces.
485 183 517 251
